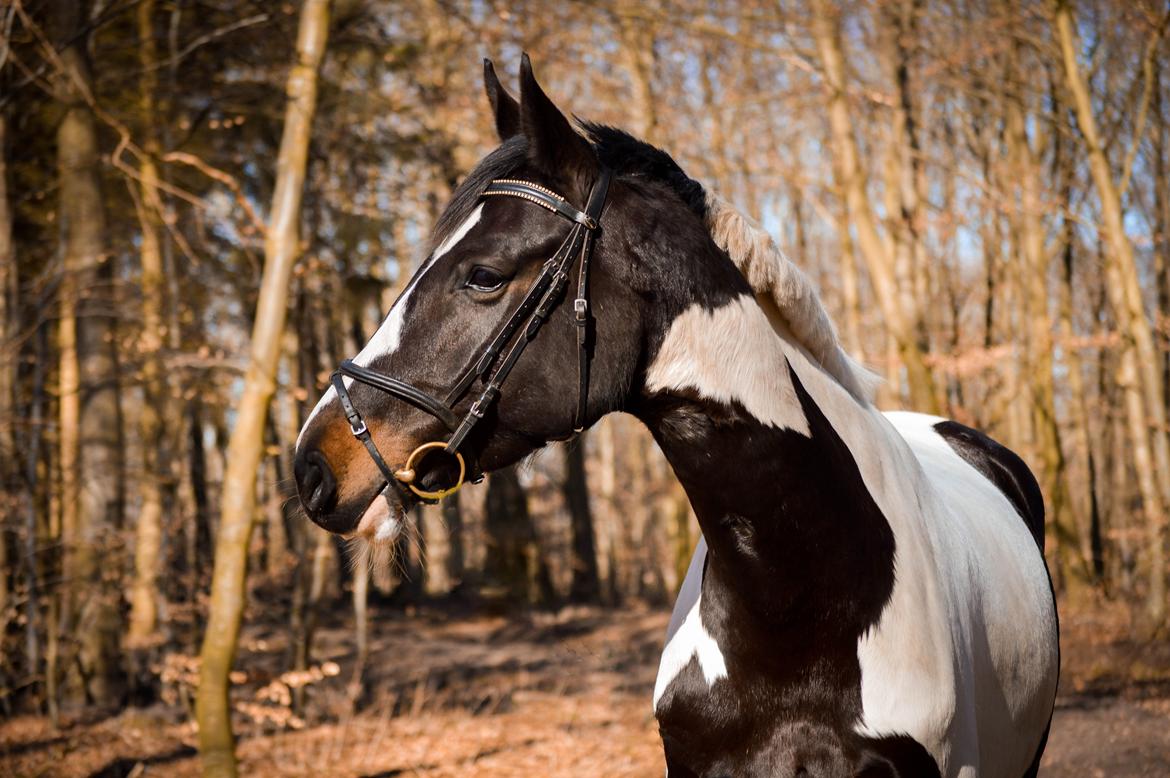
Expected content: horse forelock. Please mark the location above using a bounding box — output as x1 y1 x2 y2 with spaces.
702 192 880 404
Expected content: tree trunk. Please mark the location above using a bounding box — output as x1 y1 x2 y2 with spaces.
882 0 940 412
811 0 938 413
1052 77 1102 587
835 196 864 360
350 551 369 693
484 466 542 603
1059 230 1101 583
196 2 330 773
128 0 169 649
292 528 336 714
0 113 14 644
596 417 619 600
1153 64 1170 438
51 0 126 707
1055 0 1170 623
615 0 659 142
563 440 600 603
442 495 465 590
1004 55 1080 590
0 112 12 504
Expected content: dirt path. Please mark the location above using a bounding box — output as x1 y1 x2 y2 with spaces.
2 605 1167 776
1044 698 1170 777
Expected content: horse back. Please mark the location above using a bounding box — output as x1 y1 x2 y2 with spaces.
930 419 1046 552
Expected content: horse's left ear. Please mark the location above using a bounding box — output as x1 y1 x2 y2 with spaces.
518 53 598 196
483 58 520 141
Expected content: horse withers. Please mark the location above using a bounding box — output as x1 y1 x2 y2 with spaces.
293 56 1059 778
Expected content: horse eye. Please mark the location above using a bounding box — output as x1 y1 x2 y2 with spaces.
466 266 506 292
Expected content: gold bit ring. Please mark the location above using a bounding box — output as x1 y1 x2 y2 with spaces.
395 441 466 501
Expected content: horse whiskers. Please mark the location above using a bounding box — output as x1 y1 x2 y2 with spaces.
392 511 424 581
341 508 423 582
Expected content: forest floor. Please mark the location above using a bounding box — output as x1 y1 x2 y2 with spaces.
2 597 1169 777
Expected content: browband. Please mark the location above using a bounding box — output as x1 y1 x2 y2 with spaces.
483 179 599 228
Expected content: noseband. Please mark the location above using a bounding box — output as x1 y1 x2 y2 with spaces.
331 168 613 502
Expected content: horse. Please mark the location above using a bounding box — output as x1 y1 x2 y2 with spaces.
292 56 1059 778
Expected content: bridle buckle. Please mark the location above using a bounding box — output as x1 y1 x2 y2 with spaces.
574 297 588 319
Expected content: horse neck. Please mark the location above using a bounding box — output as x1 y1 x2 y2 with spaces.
636 293 902 635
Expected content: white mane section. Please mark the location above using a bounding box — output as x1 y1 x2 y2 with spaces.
704 193 879 404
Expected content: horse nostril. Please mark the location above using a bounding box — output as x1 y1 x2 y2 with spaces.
297 450 337 517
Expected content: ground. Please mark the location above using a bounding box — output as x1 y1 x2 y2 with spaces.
2 599 1168 777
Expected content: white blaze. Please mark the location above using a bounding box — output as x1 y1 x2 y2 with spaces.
295 205 485 447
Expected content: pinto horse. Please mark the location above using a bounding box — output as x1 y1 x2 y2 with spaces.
293 56 1059 778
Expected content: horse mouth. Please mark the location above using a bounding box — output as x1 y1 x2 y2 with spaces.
350 483 412 544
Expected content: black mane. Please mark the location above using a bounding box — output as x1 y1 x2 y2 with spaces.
582 122 709 221
432 123 708 248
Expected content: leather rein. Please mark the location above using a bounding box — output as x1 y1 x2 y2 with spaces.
331 168 613 502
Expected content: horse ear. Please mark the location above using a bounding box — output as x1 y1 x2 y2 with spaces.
483 58 520 141
518 53 597 191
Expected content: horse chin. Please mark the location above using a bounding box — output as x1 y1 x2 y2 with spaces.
350 484 409 545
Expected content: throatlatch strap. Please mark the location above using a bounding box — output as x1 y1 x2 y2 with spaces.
572 168 611 430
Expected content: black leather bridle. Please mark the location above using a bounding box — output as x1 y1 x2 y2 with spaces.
331 168 613 502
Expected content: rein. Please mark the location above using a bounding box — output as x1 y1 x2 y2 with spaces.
331 168 613 502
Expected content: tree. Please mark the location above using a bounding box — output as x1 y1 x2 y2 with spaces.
0 98 14 681
811 0 939 413
484 465 554 604
564 440 601 603
1054 0 1170 622
1002 34 1077 588
127 0 169 649
195 1 331 774
51 0 125 707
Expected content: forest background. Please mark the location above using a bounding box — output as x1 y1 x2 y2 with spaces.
2 0 1169 775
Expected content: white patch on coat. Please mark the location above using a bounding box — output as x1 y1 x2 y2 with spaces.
654 536 720 711
646 295 811 435
295 205 484 448
351 487 394 537
653 576 728 708
655 295 1058 776
703 192 879 403
431 203 486 261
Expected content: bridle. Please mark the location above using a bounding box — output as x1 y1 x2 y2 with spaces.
331 168 613 502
